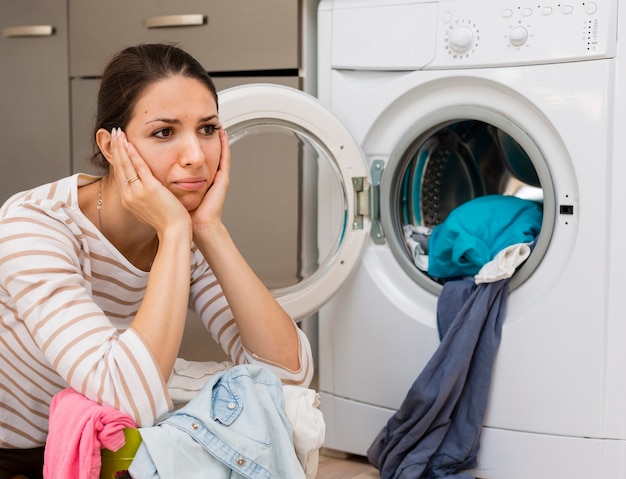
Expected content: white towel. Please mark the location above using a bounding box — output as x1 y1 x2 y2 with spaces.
474 243 531 284
283 385 326 479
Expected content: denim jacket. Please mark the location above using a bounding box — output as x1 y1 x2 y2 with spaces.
129 364 306 478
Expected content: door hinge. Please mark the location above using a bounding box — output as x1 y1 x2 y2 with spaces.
352 159 385 244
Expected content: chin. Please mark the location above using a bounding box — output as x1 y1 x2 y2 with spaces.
183 200 202 212
177 194 203 212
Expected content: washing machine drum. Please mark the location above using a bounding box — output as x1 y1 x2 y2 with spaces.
402 121 541 229
397 120 543 282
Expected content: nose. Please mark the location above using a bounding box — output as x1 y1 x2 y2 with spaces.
180 134 204 167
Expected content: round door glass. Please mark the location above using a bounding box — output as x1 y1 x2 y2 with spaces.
381 117 551 294
223 120 347 294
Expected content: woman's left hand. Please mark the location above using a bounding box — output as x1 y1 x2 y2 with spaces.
188 127 302 373
190 127 231 235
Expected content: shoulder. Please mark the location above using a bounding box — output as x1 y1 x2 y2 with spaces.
0 173 100 224
0 174 100 252
2 175 77 214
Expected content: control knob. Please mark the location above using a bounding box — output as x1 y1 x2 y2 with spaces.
448 25 475 54
509 25 529 47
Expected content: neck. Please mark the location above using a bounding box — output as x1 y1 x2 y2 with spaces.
95 176 159 271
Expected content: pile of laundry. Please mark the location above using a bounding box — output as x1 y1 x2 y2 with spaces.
368 194 542 479
404 194 542 283
44 362 325 479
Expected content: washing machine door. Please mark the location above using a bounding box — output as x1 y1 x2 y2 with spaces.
218 84 370 321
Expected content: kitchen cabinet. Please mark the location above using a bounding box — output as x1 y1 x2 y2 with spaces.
69 0 298 77
0 0 71 204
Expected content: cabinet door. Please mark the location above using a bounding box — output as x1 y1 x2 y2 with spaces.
69 0 299 77
0 0 70 204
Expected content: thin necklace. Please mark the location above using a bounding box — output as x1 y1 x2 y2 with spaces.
97 179 104 232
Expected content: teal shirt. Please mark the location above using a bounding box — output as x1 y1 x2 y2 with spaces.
427 195 542 279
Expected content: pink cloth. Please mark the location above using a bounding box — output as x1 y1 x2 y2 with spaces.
44 388 136 479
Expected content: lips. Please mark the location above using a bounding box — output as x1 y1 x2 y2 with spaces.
174 178 207 191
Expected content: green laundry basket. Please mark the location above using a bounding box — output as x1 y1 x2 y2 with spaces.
100 427 142 479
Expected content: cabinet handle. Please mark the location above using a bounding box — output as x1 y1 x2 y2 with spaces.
3 25 55 38
143 14 207 29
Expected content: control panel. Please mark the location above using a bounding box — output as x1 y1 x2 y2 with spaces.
322 0 617 71
432 0 617 68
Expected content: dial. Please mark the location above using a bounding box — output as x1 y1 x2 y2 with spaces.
448 25 475 54
509 25 529 47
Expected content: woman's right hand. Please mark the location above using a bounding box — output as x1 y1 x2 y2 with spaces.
109 127 193 379
109 127 192 237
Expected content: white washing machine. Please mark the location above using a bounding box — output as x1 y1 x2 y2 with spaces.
218 0 626 477
315 0 626 477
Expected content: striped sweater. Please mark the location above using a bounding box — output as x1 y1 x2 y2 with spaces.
0 174 313 448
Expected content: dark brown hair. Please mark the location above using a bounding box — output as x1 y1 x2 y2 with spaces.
90 43 218 170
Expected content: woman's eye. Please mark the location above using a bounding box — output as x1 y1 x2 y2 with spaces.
154 128 173 139
201 125 217 135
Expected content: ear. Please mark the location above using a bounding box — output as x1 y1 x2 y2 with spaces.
95 128 114 163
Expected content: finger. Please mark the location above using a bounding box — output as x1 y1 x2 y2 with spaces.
119 133 155 186
110 128 141 186
218 127 231 176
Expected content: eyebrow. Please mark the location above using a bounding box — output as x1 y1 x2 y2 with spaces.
145 114 219 125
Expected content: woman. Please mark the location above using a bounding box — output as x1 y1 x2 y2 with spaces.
0 43 313 478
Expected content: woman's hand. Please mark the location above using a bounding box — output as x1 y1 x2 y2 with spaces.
110 127 192 236
189 127 231 236
109 128 193 378
188 127 301 372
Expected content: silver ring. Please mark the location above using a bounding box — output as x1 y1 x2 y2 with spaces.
125 175 140 184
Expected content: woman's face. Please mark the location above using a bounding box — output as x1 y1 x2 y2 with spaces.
124 75 221 211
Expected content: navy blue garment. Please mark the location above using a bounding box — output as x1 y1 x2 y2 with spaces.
367 279 509 479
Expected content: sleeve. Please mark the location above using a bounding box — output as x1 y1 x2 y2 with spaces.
189 248 314 387
0 208 171 427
